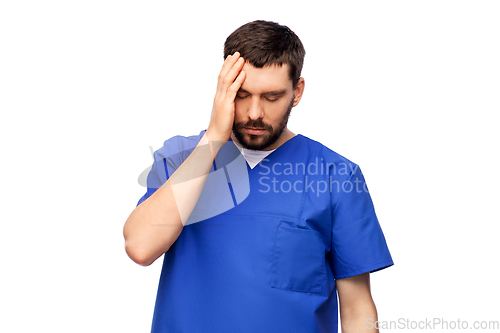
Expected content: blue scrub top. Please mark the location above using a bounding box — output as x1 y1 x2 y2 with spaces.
137 130 393 333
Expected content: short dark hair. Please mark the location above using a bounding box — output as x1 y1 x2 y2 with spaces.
224 20 305 88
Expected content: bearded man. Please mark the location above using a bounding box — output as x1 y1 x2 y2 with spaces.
124 20 393 333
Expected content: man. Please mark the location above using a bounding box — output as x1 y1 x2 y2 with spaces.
124 20 393 333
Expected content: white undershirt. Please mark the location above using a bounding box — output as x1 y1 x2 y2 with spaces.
233 142 276 169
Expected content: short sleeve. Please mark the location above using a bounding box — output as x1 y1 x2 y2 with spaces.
136 153 170 206
330 166 393 279
136 131 205 207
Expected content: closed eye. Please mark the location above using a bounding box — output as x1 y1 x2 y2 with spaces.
263 92 285 102
236 93 249 99
236 89 286 102
264 96 280 102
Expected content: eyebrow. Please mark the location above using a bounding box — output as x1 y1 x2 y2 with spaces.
238 88 287 96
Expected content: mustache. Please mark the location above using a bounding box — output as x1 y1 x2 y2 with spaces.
234 119 273 131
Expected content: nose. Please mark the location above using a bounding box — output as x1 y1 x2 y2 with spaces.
247 97 264 120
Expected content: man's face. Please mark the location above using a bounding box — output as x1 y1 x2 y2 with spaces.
232 63 303 151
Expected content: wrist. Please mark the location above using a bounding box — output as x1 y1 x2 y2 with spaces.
205 126 230 144
202 130 226 158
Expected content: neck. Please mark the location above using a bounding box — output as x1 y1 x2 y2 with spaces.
269 128 295 150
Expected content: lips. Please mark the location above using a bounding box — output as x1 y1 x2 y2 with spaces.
244 127 266 135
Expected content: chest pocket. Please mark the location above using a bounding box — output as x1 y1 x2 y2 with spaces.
271 223 326 293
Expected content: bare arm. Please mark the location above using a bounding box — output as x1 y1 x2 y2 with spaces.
337 273 379 333
123 52 246 266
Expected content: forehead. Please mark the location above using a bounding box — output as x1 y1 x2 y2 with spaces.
240 63 292 93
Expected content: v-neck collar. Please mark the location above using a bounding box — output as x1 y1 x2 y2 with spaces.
234 134 303 171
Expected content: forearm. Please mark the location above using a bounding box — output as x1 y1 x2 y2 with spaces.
337 273 380 333
123 132 223 266
340 303 378 333
124 51 245 266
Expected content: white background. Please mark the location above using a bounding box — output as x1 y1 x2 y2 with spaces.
1 1 499 332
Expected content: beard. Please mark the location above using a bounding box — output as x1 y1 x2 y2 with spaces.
232 97 294 150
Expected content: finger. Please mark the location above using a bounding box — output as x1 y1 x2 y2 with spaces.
226 70 246 101
216 53 240 96
218 51 241 83
220 56 245 96
221 51 241 75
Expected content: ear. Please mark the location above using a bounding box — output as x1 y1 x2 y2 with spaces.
292 77 305 107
